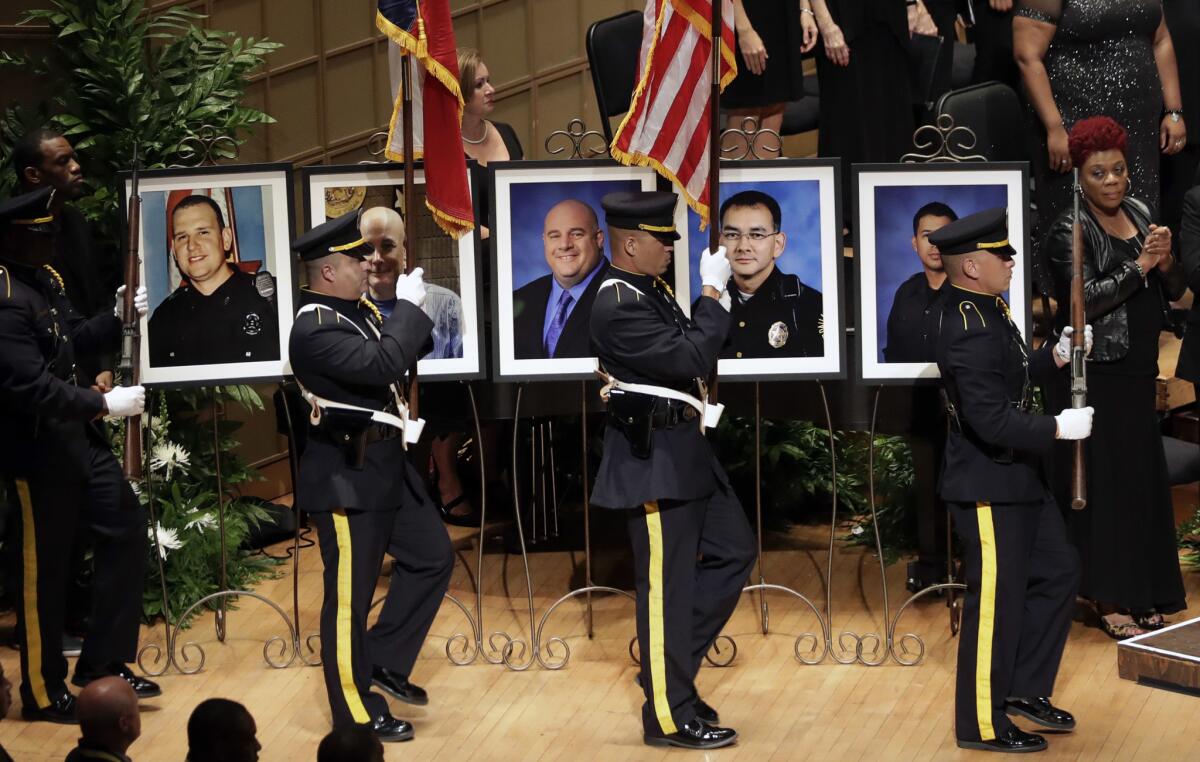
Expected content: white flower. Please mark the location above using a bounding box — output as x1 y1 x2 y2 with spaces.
147 523 184 559
150 441 190 478
184 512 218 533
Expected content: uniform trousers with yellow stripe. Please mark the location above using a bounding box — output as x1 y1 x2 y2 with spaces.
949 492 1079 743
6 438 146 711
626 484 755 735
310 500 453 728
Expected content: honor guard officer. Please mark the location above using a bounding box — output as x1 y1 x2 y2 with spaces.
718 190 823 359
0 188 159 724
932 207 1094 754
589 191 755 750
289 211 453 743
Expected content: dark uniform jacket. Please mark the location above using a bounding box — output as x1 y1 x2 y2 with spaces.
1173 186 1200 383
148 267 279 367
513 259 610 359
723 266 823 359
53 205 118 381
936 286 1060 504
64 742 132 762
883 272 946 363
589 267 731 509
0 261 118 482
288 289 432 514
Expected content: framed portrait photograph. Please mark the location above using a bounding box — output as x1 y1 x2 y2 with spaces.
123 163 296 387
853 163 1032 384
679 159 844 380
301 162 483 381
489 160 681 382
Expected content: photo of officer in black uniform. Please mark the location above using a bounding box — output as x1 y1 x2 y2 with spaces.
148 194 278 367
589 191 755 751
932 207 1094 754
0 187 160 725
718 190 823 359
288 211 453 744
883 201 957 363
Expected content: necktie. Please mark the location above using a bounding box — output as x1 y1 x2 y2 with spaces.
544 290 574 357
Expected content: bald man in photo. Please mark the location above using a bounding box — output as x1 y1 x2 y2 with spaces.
512 198 611 360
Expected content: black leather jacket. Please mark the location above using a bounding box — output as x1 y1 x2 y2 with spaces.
1043 197 1187 362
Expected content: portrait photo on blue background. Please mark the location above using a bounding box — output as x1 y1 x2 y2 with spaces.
126 165 295 387
490 161 662 381
854 164 1031 383
677 161 843 380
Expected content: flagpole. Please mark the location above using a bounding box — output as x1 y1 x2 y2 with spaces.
707 0 722 404
401 49 420 418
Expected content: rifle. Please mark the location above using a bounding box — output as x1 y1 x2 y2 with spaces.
119 145 143 480
1069 168 1087 510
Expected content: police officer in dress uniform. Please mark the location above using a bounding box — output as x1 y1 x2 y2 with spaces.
288 211 453 743
0 187 160 725
932 207 1094 753
718 190 823 359
883 201 957 363
589 191 756 750
148 195 278 367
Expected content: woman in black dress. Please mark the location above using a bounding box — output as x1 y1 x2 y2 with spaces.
724 1 817 158
1042 116 1188 639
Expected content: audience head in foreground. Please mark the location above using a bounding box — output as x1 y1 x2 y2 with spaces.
317 724 385 762
186 698 261 762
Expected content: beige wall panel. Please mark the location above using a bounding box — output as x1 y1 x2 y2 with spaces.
530 0 580 74
491 89 532 157
321 0 374 51
264 0 317 67
452 10 480 54
373 44 394 128
324 46 377 144
328 142 374 165
266 65 322 160
479 0 527 88
449 0 478 13
536 72 589 159
587 0 643 27
239 79 270 164
210 0 263 41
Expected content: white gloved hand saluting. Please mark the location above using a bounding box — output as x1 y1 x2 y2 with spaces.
1054 406 1094 440
395 266 427 308
1053 324 1094 363
114 285 149 319
698 246 731 292
103 385 146 418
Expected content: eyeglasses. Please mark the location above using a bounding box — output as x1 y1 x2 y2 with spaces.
720 230 779 243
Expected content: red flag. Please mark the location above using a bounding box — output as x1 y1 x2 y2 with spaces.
611 0 736 223
377 1 474 239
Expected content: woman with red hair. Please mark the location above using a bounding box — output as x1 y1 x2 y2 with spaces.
1042 116 1188 639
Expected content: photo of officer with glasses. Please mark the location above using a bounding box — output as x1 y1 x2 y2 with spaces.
718 190 824 359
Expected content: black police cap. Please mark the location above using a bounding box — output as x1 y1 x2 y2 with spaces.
601 191 680 241
0 187 55 231
292 210 371 261
927 206 1015 259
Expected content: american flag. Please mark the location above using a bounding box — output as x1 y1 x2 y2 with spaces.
377 0 474 239
610 0 737 222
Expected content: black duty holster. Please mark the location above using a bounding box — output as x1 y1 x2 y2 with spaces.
607 389 656 460
316 408 374 470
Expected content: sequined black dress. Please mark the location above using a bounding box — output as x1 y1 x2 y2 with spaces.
1017 0 1164 222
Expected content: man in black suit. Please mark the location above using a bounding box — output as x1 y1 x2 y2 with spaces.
512 198 609 359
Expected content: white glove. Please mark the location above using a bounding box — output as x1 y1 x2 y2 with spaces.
104 385 146 418
698 246 731 292
1054 406 1094 440
114 285 149 319
395 266 427 308
1053 324 1094 363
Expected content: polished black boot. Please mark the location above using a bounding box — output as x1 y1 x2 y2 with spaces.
956 726 1048 753
371 713 415 742
372 667 429 706
21 692 78 724
1006 697 1075 731
644 718 738 749
73 662 162 699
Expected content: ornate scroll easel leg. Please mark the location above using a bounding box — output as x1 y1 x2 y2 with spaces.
439 382 484 666
856 386 890 666
211 389 229 643
138 391 179 676
495 385 537 670
277 385 321 667
754 382 769 635
819 382 865 664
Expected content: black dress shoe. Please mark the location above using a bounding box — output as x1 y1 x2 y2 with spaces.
644 718 737 749
1006 697 1075 731
73 663 162 699
21 693 78 724
956 726 1047 753
372 667 429 706
371 713 415 742
695 698 719 725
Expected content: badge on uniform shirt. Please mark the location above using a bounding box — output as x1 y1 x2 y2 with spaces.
768 321 789 348
243 312 263 336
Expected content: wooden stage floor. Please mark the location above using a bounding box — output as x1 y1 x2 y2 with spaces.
1 524 1198 761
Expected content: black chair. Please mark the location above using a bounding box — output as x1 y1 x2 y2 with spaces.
586 10 644 144
935 81 1030 163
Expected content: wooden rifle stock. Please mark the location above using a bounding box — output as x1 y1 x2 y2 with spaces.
120 148 142 480
704 0 722 412
1069 169 1087 510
